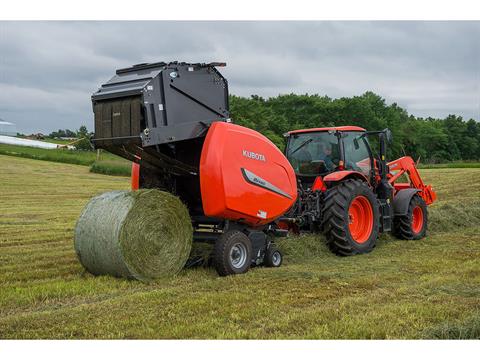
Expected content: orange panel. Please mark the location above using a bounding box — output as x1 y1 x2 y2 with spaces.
388 156 437 205
323 170 369 183
200 122 297 226
131 162 140 190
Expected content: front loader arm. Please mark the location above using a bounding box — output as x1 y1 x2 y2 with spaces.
387 156 437 205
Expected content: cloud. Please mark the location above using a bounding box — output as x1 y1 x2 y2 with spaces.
0 21 478 133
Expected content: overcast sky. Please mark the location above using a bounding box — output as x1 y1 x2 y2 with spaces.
0 21 478 133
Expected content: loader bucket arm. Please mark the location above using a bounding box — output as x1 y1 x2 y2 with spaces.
387 156 437 205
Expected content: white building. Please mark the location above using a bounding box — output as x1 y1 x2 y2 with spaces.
0 120 17 136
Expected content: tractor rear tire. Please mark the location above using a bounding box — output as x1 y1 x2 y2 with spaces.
214 230 252 276
322 179 380 256
393 195 428 240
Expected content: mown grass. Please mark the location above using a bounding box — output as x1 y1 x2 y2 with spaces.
422 314 480 339
0 155 478 339
89 159 131 176
0 143 97 166
40 138 73 145
0 143 130 176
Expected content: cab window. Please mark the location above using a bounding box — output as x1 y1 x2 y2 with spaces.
287 132 340 175
343 132 372 178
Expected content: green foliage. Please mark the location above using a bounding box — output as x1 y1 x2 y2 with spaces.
230 95 288 149
229 93 480 163
0 143 95 166
0 143 127 170
48 128 77 138
46 126 93 151
418 162 480 169
75 125 94 151
89 159 131 176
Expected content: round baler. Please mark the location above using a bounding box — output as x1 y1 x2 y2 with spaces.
76 62 296 278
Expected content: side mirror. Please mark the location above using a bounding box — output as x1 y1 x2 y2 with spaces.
384 128 393 144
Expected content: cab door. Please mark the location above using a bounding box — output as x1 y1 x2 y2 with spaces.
342 132 373 180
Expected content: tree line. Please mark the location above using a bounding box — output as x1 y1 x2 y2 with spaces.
44 92 479 163
48 125 92 150
229 92 480 163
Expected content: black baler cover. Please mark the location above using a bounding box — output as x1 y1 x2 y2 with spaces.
92 62 229 148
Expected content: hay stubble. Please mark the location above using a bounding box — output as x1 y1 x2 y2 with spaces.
0 155 479 339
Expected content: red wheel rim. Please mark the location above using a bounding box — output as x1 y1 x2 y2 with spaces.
348 195 374 244
411 206 424 234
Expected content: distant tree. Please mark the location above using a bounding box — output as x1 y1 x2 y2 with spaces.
75 125 93 151
65 129 77 138
49 129 77 138
48 129 64 138
227 92 479 163
230 95 288 149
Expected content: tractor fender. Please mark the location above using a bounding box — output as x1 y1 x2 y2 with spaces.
323 170 369 184
392 188 420 215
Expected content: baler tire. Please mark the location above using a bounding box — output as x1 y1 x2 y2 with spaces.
322 179 380 256
264 246 283 268
214 230 252 276
393 195 428 240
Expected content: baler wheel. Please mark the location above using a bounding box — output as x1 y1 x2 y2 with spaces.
214 230 252 276
264 246 283 267
322 179 380 256
393 195 428 240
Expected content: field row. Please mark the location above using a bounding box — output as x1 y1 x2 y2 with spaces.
0 155 479 339
0 144 131 176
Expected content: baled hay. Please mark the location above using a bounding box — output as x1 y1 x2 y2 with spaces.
74 189 192 281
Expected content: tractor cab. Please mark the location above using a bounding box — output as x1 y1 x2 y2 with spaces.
285 126 373 187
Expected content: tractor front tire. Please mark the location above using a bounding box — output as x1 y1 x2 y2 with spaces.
214 230 252 276
322 179 380 256
393 195 428 240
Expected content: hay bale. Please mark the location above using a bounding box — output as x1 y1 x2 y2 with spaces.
74 189 193 281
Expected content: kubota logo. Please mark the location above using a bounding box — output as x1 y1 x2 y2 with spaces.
242 150 266 162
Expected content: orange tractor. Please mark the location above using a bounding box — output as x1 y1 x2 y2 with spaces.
280 126 437 255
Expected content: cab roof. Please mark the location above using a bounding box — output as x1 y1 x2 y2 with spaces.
287 126 366 136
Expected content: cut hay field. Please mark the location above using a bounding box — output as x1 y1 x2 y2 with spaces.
0 155 479 339
0 143 131 176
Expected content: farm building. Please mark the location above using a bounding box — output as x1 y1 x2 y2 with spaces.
0 119 17 136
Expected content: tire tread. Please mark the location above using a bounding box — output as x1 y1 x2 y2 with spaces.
393 195 428 240
214 230 252 276
322 179 380 256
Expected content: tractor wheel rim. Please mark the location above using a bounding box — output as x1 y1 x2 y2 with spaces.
348 195 374 244
412 206 424 234
230 243 247 269
272 251 281 266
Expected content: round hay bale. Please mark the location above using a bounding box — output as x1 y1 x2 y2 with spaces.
74 189 193 281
